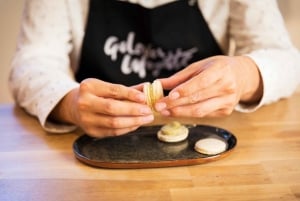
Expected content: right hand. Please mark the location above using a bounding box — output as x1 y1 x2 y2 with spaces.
51 78 154 138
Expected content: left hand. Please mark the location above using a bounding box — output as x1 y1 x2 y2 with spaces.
154 55 263 118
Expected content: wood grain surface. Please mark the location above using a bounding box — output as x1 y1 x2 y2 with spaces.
0 91 300 201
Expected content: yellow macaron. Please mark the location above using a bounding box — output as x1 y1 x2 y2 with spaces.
157 121 189 143
143 80 164 111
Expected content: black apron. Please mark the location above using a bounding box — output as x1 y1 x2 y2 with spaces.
76 0 223 85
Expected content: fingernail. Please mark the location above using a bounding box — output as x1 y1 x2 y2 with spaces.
142 115 154 123
169 91 180 100
155 102 166 111
140 107 152 114
136 93 146 102
161 110 171 116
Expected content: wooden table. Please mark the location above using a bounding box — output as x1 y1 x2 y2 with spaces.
1 92 300 201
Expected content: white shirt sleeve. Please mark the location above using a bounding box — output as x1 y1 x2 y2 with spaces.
9 0 79 133
228 0 300 112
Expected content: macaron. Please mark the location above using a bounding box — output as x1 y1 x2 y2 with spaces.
143 80 164 111
157 121 189 143
194 138 227 155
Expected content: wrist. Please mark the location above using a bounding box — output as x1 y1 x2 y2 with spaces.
237 56 263 104
49 88 78 125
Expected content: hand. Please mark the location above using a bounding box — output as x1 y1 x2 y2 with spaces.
50 78 154 138
155 55 263 118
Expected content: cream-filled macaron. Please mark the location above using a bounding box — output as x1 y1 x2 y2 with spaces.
143 80 164 112
194 138 227 155
157 121 189 143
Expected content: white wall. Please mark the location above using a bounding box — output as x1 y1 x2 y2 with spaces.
0 0 299 103
277 0 300 48
0 0 23 103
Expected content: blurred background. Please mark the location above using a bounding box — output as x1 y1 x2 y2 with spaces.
1 0 300 104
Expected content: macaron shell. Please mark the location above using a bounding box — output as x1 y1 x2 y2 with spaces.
157 128 189 143
143 82 153 109
152 80 164 102
143 80 164 112
194 138 227 155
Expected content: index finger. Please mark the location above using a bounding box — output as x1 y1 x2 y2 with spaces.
81 78 146 103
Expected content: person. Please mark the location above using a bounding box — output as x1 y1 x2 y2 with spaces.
9 0 300 138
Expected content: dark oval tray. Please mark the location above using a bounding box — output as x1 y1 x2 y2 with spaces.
73 125 237 168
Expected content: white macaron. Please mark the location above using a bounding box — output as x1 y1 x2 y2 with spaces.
194 138 227 155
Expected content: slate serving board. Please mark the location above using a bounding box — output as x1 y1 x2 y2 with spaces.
73 125 237 169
